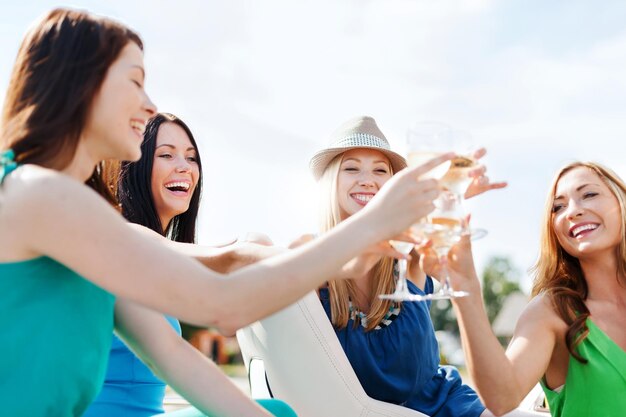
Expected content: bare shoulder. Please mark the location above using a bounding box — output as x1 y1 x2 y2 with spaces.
0 164 119 259
1 164 89 208
1 164 106 228
517 292 567 334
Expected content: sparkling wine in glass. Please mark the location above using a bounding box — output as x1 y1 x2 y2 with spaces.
420 217 469 300
439 153 486 237
411 191 470 301
405 122 454 180
439 154 478 197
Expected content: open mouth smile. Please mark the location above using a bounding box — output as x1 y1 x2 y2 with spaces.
164 181 192 196
569 222 599 238
351 193 375 205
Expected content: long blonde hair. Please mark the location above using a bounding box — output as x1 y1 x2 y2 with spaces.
319 153 397 331
531 161 626 362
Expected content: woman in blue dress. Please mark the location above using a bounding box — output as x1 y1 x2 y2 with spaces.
309 115 524 417
85 112 283 416
0 9 452 417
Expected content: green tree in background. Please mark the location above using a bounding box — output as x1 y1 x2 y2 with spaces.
430 256 521 333
482 256 522 324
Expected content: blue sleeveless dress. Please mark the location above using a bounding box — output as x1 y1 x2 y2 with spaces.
83 316 182 417
319 276 485 417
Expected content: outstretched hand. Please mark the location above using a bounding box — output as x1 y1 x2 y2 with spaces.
464 148 507 199
289 233 416 280
363 152 454 239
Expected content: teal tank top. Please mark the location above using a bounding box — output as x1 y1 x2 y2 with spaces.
0 257 116 416
1 150 116 415
541 318 626 416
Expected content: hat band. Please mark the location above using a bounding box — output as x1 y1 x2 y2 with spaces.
334 133 390 150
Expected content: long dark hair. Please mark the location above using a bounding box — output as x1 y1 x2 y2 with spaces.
119 113 203 243
0 8 142 205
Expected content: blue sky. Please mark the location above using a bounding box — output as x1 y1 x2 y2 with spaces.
2 1 626 291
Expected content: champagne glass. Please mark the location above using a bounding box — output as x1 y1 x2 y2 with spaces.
378 240 415 301
409 124 486 238
379 122 482 302
405 121 453 180
417 190 469 300
436 128 486 238
379 122 452 302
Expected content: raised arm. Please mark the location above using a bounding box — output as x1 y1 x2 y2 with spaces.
130 224 285 273
9 156 449 334
421 237 561 415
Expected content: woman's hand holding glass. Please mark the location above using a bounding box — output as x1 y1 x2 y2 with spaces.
361 152 452 241
418 231 481 299
463 148 507 200
364 153 452 301
380 123 507 302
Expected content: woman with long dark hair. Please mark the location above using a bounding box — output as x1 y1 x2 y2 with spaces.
0 8 450 416
119 113 202 242
85 112 211 416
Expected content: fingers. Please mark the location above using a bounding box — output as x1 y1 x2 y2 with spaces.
468 164 486 178
465 176 508 199
288 233 316 249
390 230 420 244
485 181 508 190
403 152 455 179
472 147 487 160
243 232 274 246
414 238 432 253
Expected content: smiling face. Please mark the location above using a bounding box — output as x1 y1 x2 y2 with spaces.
82 42 157 162
150 122 200 229
336 148 392 220
551 166 623 260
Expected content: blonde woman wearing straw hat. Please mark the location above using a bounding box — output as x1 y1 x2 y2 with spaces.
309 116 522 417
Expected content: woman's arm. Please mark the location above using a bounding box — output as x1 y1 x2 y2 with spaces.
9 156 448 334
130 224 285 273
454 290 559 415
113 300 273 417
420 237 559 415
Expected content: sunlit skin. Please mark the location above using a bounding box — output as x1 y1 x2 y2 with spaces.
552 167 622 263
415 166 626 416
334 148 429 310
80 43 156 170
151 122 200 230
337 149 393 220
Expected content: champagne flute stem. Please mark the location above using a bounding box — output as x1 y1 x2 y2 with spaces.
396 257 408 294
438 253 451 292
453 192 470 233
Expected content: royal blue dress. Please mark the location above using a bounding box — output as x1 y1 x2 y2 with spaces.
319 277 485 417
83 315 182 417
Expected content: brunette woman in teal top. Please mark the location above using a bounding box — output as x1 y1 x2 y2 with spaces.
0 9 451 416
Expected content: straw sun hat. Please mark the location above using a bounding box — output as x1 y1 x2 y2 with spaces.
309 116 407 181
